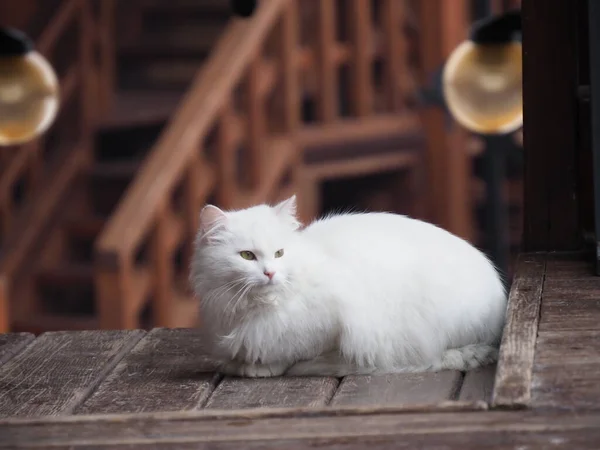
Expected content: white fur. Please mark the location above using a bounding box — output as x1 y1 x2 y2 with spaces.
190 196 507 377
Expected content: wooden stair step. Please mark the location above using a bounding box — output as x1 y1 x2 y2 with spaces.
12 312 98 334
36 263 94 287
64 215 106 240
119 24 224 57
301 114 424 164
119 61 200 90
90 160 141 181
137 0 230 10
98 90 182 130
35 262 151 320
142 5 231 28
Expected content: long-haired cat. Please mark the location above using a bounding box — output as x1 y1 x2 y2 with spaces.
190 196 507 377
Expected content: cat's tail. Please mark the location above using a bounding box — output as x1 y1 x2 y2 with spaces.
285 351 377 377
431 344 498 372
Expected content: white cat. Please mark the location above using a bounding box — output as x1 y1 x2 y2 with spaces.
190 195 507 378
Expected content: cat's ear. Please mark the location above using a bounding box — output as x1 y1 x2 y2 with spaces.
199 205 227 235
274 195 297 217
274 195 300 229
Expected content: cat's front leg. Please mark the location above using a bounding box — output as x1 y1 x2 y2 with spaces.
219 360 288 378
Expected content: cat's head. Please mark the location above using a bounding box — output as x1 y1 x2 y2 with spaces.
191 196 300 302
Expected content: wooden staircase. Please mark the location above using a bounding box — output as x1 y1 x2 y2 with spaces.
1 0 524 333
118 0 230 91
2 0 232 333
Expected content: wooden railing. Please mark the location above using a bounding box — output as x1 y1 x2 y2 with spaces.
0 0 115 332
95 0 423 329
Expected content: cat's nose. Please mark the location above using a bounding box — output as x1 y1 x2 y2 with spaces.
264 270 275 280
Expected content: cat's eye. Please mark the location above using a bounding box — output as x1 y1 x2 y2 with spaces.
240 251 256 260
274 249 284 258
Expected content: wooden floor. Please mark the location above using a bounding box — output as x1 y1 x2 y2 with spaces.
0 251 599 448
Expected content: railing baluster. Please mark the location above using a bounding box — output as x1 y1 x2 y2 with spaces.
317 0 338 122
216 101 237 206
348 0 373 116
98 0 116 114
382 0 405 112
79 0 95 141
96 257 138 329
183 159 200 272
0 276 7 332
281 0 301 134
246 58 266 188
151 206 174 327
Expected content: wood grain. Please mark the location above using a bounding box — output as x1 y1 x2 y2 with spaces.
535 331 600 366
459 364 496 403
76 328 221 414
205 376 338 409
0 330 144 417
492 253 546 408
531 330 600 410
331 371 462 406
0 333 34 366
2 410 600 449
532 363 600 410
539 297 600 332
544 255 594 279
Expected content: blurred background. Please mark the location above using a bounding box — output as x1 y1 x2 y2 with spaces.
0 0 522 334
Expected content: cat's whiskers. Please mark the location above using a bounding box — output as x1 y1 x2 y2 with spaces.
226 281 255 321
203 278 246 308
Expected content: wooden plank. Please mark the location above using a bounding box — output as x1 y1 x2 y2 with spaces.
544 253 594 279
459 364 496 403
532 330 600 410
2 410 600 448
0 330 144 417
543 278 600 297
205 376 338 409
539 297 600 332
331 371 462 407
0 333 34 366
492 253 546 408
532 332 600 410
76 329 220 414
522 0 581 251
535 330 600 366
531 363 600 410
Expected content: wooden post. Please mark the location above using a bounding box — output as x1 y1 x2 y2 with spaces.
418 0 473 241
0 276 9 333
151 207 173 327
246 58 266 189
95 255 138 329
348 0 373 116
382 0 405 112
521 0 581 251
216 102 237 207
316 0 338 122
98 0 116 114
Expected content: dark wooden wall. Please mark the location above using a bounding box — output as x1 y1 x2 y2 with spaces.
522 0 593 251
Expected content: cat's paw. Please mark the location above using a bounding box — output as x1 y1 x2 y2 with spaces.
219 361 287 378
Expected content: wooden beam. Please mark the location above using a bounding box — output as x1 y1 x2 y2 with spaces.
492 253 546 408
3 409 600 448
